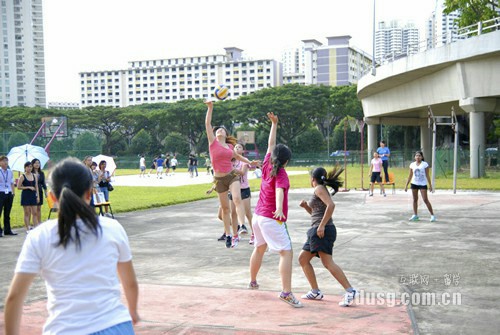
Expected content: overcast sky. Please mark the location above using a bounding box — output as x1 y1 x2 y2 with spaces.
42 0 438 103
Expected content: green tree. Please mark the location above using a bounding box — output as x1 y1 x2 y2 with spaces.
444 0 499 28
70 107 123 155
7 132 30 150
73 132 101 157
130 129 153 155
163 132 190 155
289 127 325 154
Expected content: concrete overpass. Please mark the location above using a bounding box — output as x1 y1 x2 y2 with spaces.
357 30 500 178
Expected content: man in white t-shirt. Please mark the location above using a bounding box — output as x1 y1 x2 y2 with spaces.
139 155 146 177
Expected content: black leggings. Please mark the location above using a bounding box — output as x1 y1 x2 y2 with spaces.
382 160 389 182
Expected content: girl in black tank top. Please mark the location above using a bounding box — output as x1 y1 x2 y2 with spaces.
298 167 357 306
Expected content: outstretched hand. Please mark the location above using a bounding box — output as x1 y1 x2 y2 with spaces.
267 112 278 124
204 100 213 108
249 160 261 166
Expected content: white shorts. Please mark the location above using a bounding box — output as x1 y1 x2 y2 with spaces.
157 167 164 173
252 214 292 252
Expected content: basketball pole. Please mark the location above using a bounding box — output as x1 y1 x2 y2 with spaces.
44 121 65 156
30 122 46 145
340 118 349 192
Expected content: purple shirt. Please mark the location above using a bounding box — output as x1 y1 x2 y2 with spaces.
255 153 290 220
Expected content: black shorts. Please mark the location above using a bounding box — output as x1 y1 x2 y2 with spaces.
302 225 337 257
370 172 382 183
411 183 428 190
228 187 251 200
172 166 177 170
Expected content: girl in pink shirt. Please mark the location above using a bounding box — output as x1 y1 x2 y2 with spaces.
248 112 303 308
369 151 386 197
205 101 258 249
228 143 254 244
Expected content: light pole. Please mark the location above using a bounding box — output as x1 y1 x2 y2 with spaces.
371 0 377 76
323 112 333 160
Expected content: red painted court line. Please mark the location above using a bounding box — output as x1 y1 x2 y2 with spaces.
0 284 412 334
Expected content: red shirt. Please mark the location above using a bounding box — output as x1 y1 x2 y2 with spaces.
209 140 234 173
255 153 290 220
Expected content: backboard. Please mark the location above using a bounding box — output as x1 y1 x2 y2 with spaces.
237 131 255 144
41 116 68 138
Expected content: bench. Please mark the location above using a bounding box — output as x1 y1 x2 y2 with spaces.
375 172 396 194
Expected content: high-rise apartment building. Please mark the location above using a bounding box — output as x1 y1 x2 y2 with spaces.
79 47 282 108
302 36 372 86
0 0 46 107
375 21 420 64
281 46 306 85
426 2 460 48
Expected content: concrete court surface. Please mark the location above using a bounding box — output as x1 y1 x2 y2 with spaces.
1 188 499 334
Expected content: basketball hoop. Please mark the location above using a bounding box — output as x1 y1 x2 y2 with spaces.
348 118 358 132
356 120 365 133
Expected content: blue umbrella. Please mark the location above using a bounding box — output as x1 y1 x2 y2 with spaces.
7 144 50 172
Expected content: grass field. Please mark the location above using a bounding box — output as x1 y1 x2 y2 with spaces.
6 166 500 230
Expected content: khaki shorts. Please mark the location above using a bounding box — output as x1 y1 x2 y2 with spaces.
214 171 240 193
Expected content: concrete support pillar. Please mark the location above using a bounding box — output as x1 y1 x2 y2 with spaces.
460 97 496 178
367 124 378 163
469 111 485 178
420 126 431 165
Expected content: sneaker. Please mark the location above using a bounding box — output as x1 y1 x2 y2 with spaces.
249 234 255 245
383 193 387 197
339 289 357 307
248 281 259 289
430 215 437 222
368 193 373 196
238 224 248 235
231 235 240 248
225 235 232 248
217 233 226 241
279 292 303 308
301 290 324 300
409 215 419 221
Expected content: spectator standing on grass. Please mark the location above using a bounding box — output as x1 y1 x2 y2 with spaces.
31 158 47 225
17 161 39 233
97 161 112 216
4 158 139 335
376 140 391 183
0 155 17 237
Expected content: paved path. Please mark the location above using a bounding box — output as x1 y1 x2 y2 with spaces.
1 188 499 334
111 171 307 187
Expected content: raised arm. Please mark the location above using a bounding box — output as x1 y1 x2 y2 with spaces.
266 112 278 155
204 101 215 144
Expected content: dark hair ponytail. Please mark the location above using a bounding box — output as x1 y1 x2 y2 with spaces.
49 158 100 250
271 144 292 177
311 166 344 195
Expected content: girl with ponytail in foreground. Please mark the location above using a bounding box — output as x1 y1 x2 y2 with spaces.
4 158 139 335
298 167 357 307
248 112 303 308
